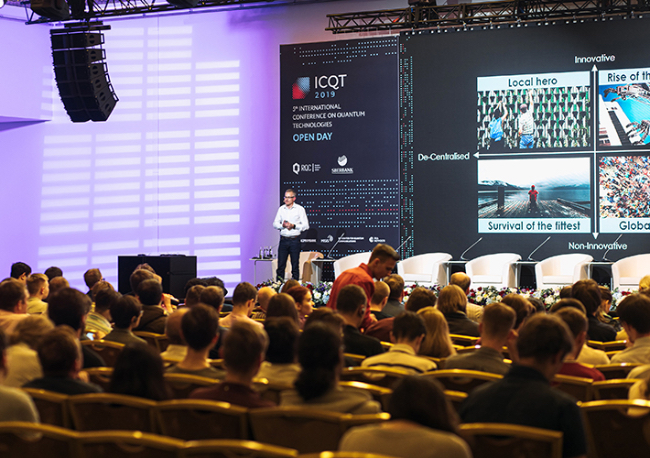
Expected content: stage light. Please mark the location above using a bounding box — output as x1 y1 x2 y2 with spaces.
31 0 71 20
166 0 199 7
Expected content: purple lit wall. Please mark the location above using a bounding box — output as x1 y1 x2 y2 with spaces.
0 1 397 292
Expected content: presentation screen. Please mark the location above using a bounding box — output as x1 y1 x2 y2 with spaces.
399 18 650 261
280 37 400 257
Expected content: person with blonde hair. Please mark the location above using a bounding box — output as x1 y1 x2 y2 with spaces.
26 274 49 315
4 315 54 387
437 285 479 337
417 307 456 359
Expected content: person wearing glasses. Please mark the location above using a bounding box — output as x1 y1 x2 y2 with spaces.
273 188 309 282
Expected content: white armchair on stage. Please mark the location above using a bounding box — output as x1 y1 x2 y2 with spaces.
272 251 323 283
465 253 521 289
612 253 650 291
333 252 372 278
397 253 452 287
534 254 593 289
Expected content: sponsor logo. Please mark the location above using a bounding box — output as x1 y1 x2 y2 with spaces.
315 74 348 90
337 156 347 166
320 235 334 244
369 236 387 243
332 156 353 175
293 163 321 175
292 77 310 100
301 238 316 243
292 163 300 175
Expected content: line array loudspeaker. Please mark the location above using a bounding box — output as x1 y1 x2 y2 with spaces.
51 28 118 123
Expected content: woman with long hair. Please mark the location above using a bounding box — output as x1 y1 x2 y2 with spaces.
417 307 457 359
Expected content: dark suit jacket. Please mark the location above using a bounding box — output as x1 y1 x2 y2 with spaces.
135 305 167 334
444 311 480 337
382 299 404 318
587 315 617 342
343 325 384 357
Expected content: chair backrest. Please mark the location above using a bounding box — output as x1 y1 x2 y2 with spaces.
249 407 388 454
594 363 641 379
133 331 163 351
581 400 650 458
0 421 80 458
592 379 639 400
339 381 392 410
252 378 294 405
339 367 409 389
450 334 480 346
68 393 157 432
182 439 299 458
343 353 366 367
334 252 372 278
587 340 627 352
423 369 502 393
21 388 71 429
84 367 114 392
155 399 249 441
552 374 593 402
298 454 396 458
80 340 125 368
535 254 592 288
612 254 650 290
155 334 170 352
459 423 563 458
396 252 452 286
465 253 521 288
76 430 184 458
444 390 468 414
164 373 219 399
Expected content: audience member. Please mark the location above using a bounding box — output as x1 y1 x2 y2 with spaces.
199 285 225 312
83 268 102 301
459 314 586 458
445 302 516 375
251 286 276 320
285 286 315 327
220 282 263 329
44 266 63 281
184 284 205 307
449 272 483 323
166 304 224 379
129 269 155 296
160 308 189 362
553 308 605 381
24 326 102 395
47 287 105 368
382 274 405 317
48 276 70 298
340 376 471 458
10 262 31 284
109 343 171 401
437 285 479 337
597 285 620 331
528 297 546 314
86 287 119 339
281 322 381 413
26 273 49 315
280 279 300 294
4 315 54 387
190 321 274 408
134 279 167 334
258 317 301 385
368 281 390 321
104 296 147 346
0 327 39 422
611 293 650 364
572 279 616 342
500 293 534 330
265 293 299 323
304 307 345 333
417 307 456 359
0 278 29 335
337 285 383 357
328 244 400 329
361 311 436 374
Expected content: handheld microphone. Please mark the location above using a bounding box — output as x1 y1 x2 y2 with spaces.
602 234 622 262
396 235 412 253
527 236 551 261
325 231 346 259
460 237 483 261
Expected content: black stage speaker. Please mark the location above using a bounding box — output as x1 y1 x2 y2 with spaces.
51 26 118 123
31 0 70 21
117 255 198 300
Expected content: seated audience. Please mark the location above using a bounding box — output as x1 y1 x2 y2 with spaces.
304 307 345 333
183 284 205 308
83 268 102 301
251 286 277 320
4 315 54 387
110 343 171 401
48 276 70 298
280 279 300 293
10 262 31 284
47 287 105 368
128 268 155 297
190 321 274 408
281 322 381 414
337 285 383 357
611 293 650 364
597 285 621 331
500 293 534 331
572 279 616 342
449 272 483 323
134 279 168 334
340 376 471 458
160 308 189 362
553 307 605 381
86 287 119 339
0 327 39 422
104 296 147 346
220 282 263 329
361 311 436 374
44 266 63 282
417 307 456 359
285 286 315 327
24 326 102 395
26 273 49 315
258 317 301 385
459 314 586 458
382 274 405 318
0 278 29 335
368 281 391 321
445 302 516 375
437 285 479 337
199 286 228 359
265 293 299 323
166 304 224 379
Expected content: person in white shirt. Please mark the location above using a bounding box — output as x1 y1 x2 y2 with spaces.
272 188 309 281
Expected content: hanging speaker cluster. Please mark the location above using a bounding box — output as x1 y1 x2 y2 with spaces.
51 23 118 123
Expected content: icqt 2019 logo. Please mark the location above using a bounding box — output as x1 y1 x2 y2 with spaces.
292 77 310 100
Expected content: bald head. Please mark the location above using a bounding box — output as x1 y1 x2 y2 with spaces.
450 272 471 293
165 308 189 345
257 287 277 312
